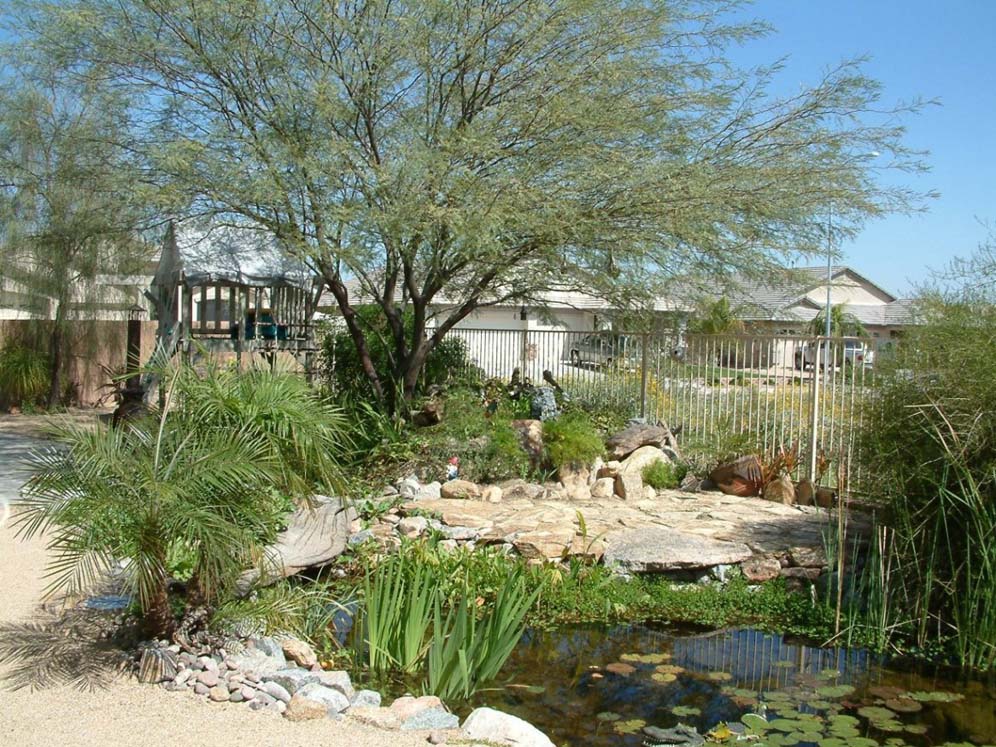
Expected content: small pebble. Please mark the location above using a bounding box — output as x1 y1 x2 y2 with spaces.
428 730 448 744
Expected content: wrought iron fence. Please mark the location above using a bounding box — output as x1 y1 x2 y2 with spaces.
445 327 877 492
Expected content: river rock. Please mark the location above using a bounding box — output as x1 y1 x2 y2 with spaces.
416 481 442 501
208 685 230 702
316 670 355 700
266 668 320 695
461 707 556 747
227 648 287 677
350 689 382 708
260 681 293 703
280 638 318 668
296 683 350 714
400 707 461 731
788 546 827 568
389 695 443 722
620 445 672 475
196 670 220 688
440 480 481 500
606 423 674 459
603 527 752 573
240 494 357 589
284 693 329 721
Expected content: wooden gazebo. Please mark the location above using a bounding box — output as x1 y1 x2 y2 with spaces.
148 221 320 368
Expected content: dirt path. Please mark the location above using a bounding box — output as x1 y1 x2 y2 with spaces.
0 522 426 747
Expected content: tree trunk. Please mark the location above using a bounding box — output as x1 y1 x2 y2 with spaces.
46 299 67 409
145 580 176 638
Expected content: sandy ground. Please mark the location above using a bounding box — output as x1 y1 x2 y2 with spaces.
0 521 428 747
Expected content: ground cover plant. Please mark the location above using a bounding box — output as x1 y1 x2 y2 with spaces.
0 342 48 410
14 364 351 637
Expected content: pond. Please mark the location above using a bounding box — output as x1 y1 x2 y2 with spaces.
456 624 996 747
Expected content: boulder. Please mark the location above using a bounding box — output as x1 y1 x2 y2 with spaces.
398 516 428 538
265 668 320 695
348 706 401 730
296 683 350 714
440 479 481 500
614 471 643 500
597 460 622 479
590 477 615 499
498 479 545 501
603 527 752 573
398 475 421 500
284 693 330 721
794 479 814 506
788 546 827 568
281 638 318 669
228 649 287 677
241 495 357 589
530 386 559 421
415 481 442 501
708 456 764 497
606 423 676 460
510 419 544 461
461 707 556 747
620 445 672 475
400 707 460 731
740 556 782 583
762 475 795 505
350 689 382 709
512 528 575 560
481 485 503 503
389 695 444 722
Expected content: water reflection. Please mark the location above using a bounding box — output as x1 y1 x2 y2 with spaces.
464 624 996 747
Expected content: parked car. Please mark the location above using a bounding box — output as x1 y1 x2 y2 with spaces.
569 333 638 369
794 339 875 370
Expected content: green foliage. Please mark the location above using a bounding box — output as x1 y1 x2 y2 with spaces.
353 545 534 698
854 258 996 668
474 421 533 482
15 365 350 636
809 303 869 338
171 363 351 495
688 297 745 336
543 413 604 469
318 310 476 405
642 460 688 490
0 342 48 408
11 0 929 414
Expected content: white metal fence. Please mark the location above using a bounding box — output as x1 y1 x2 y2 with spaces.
446 328 877 492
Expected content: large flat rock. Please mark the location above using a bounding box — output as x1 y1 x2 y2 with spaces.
602 527 752 572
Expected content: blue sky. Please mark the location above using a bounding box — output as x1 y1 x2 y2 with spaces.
727 0 996 296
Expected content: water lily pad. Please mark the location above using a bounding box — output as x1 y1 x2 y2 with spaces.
908 690 963 703
612 719 646 735
652 672 677 683
605 662 636 675
596 711 621 722
741 713 769 732
671 705 701 717
903 723 928 735
857 705 897 721
817 668 842 680
708 670 733 681
884 697 922 713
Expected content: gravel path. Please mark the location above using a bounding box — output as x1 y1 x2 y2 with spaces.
0 457 427 746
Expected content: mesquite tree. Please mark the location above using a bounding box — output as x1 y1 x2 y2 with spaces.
8 0 929 410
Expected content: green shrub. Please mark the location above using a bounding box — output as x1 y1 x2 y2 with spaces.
642 459 688 490
472 421 532 482
0 343 48 408
317 309 477 404
542 412 604 468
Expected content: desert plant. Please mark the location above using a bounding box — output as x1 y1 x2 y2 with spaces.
0 342 48 408
642 460 688 490
542 413 604 469
170 363 351 495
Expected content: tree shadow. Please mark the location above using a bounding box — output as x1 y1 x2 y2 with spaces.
0 607 135 691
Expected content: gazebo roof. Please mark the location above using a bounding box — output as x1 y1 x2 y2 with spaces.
153 220 315 291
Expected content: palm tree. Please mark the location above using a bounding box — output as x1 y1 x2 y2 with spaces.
15 365 352 637
809 304 867 338
690 297 746 335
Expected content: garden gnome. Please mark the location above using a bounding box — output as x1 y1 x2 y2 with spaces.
446 456 460 481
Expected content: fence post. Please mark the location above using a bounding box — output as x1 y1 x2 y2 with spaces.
639 332 649 420
808 337 822 483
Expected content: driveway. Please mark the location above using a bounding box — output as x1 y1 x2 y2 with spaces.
0 431 46 507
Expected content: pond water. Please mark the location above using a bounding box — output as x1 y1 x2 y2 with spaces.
458 624 996 747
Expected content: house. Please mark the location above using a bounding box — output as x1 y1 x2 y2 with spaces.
729 265 917 347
